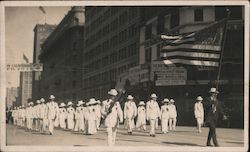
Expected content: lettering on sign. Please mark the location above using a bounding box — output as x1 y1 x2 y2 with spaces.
6 63 43 72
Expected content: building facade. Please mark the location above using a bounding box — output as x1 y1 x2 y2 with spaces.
82 7 142 100
32 24 56 100
134 6 244 128
18 72 32 106
6 87 18 108
39 7 85 103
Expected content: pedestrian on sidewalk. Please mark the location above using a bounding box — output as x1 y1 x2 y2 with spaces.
194 96 204 133
204 87 228 147
136 101 146 131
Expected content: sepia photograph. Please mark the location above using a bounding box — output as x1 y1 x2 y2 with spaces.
0 1 249 152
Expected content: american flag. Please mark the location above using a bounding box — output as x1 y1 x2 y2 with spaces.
161 19 227 67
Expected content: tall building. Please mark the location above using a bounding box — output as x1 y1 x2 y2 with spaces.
32 24 56 100
6 87 18 108
82 7 142 100
39 6 85 102
18 72 32 106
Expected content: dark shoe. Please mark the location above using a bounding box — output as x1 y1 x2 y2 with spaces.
152 135 156 137
206 143 213 146
215 144 220 147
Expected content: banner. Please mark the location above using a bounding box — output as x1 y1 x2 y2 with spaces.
6 63 43 72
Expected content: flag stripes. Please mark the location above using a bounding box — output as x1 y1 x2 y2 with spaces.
161 19 226 67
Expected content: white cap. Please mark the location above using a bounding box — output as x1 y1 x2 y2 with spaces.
96 100 101 104
40 98 45 102
49 95 55 99
108 89 118 96
209 87 219 94
30 102 34 105
127 95 133 100
196 96 203 101
151 93 157 98
36 100 40 104
67 101 73 106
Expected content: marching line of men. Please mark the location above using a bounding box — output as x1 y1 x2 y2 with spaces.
11 87 226 146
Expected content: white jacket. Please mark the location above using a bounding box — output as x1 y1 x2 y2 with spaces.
124 101 137 119
169 104 177 118
194 102 204 118
146 100 160 120
160 105 170 119
47 101 59 120
101 99 123 128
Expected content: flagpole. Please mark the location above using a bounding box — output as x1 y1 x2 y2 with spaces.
216 9 231 90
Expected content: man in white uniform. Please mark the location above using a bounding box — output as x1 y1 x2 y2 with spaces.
39 98 47 133
194 96 204 133
101 89 123 146
146 93 161 137
124 95 137 134
160 98 170 134
67 101 75 131
34 100 41 131
95 100 102 130
47 95 59 135
169 99 177 131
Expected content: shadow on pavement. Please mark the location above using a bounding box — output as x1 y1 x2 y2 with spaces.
31 132 49 135
161 141 204 147
120 133 150 137
226 141 244 145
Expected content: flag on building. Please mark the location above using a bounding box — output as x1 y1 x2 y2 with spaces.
39 6 46 14
23 53 29 63
161 18 227 67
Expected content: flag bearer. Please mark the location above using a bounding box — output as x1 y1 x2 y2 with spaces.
146 93 160 137
169 99 177 131
124 95 137 134
160 98 170 134
194 96 204 133
101 89 123 146
136 101 146 131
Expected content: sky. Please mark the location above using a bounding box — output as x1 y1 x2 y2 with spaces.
5 6 71 88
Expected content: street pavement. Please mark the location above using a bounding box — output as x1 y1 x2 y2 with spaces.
6 124 244 147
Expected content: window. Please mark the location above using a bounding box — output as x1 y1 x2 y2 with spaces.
170 11 179 28
157 16 165 34
194 9 204 22
145 48 152 62
145 24 152 40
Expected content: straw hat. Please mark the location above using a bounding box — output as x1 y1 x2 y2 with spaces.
88 98 96 105
67 101 73 106
77 100 84 106
49 95 55 99
162 98 169 103
59 103 66 107
170 99 175 103
209 87 219 94
96 100 101 104
36 100 40 104
108 89 118 96
150 93 157 98
40 98 45 103
138 101 145 106
127 95 134 100
196 96 203 101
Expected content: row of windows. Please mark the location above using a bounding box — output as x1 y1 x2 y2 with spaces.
85 7 138 36
83 62 137 88
85 27 138 62
84 43 138 73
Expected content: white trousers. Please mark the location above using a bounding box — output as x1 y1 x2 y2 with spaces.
161 118 169 132
96 117 101 129
169 117 176 130
107 127 117 146
48 119 55 134
149 119 156 135
26 118 33 129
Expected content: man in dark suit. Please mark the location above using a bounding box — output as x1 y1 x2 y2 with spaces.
204 87 227 147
